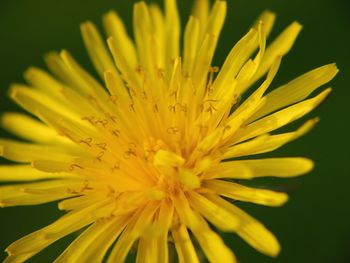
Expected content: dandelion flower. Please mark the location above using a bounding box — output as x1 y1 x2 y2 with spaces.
0 0 338 262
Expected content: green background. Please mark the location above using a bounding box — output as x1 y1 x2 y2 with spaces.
0 0 349 262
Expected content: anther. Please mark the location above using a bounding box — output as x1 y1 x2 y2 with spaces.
96 151 105 161
95 119 109 127
207 66 219 91
81 116 96 124
107 115 118 123
95 142 107 151
69 163 84 171
111 129 120 137
124 148 136 159
79 137 93 147
141 90 148 100
153 103 159 112
80 180 93 191
157 68 165 79
110 161 120 172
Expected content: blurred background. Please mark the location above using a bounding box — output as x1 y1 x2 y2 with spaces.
0 0 349 262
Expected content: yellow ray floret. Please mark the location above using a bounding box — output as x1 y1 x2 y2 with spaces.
0 0 337 262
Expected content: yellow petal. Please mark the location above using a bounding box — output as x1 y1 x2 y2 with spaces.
238 55 281 111
191 0 226 92
45 50 110 103
192 34 218 98
4 253 34 263
0 139 75 163
173 190 205 232
197 23 269 129
155 200 174 235
9 84 81 124
149 4 166 69
224 118 319 158
1 112 64 144
206 194 281 257
172 224 199 263
59 50 109 101
103 11 138 69
133 2 154 74
183 16 200 76
195 127 223 152
164 0 181 70
136 237 158 263
194 228 236 263
55 215 129 263
5 199 113 261
191 0 209 39
211 28 258 98
137 201 173 262
104 70 131 105
107 37 142 92
204 161 253 180
253 10 276 39
32 159 77 174
204 179 288 207
0 164 76 182
107 202 160 263
80 21 118 79
222 56 281 138
0 179 77 207
153 149 185 167
24 67 65 99
236 88 331 142
59 84 102 116
58 194 102 211
235 19 267 87
205 157 314 179
156 234 169 263
245 21 302 90
187 191 240 231
44 52 78 88
173 191 236 262
178 169 201 189
205 0 226 41
11 180 93 197
249 64 338 121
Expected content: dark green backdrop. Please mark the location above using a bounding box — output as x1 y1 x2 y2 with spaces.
0 0 349 262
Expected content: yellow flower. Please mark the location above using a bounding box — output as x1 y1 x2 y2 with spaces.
0 0 337 262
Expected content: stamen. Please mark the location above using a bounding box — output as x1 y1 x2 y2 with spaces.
153 103 159 112
79 138 93 147
200 99 219 114
81 116 96 125
95 143 107 151
110 161 120 172
94 119 109 128
69 164 84 171
124 148 137 159
96 151 105 161
111 129 121 137
103 113 118 124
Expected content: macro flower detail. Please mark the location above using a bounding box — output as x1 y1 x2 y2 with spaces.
0 0 338 262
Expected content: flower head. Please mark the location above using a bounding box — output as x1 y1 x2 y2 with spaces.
0 0 337 262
